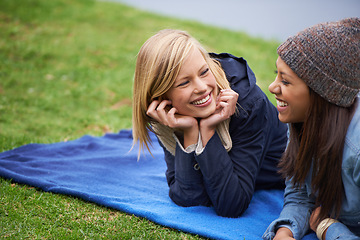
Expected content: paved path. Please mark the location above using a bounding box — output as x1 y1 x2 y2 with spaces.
111 0 359 41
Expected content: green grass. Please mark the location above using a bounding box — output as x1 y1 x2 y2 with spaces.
0 0 280 238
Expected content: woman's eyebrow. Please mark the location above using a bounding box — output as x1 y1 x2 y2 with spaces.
275 63 291 77
199 64 207 72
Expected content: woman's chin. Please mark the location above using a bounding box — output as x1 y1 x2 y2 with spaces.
177 104 217 119
194 108 216 119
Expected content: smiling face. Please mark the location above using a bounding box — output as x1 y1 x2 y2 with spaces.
268 57 311 123
165 48 218 118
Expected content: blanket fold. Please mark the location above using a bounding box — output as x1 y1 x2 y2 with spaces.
0 130 316 240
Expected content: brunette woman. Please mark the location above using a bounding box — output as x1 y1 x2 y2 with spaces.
263 18 360 240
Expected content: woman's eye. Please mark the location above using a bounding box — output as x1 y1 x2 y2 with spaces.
176 80 189 87
281 80 290 85
275 70 290 85
201 68 209 76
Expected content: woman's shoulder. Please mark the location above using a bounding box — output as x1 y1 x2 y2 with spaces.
346 97 360 140
210 53 256 98
344 97 360 162
210 52 269 103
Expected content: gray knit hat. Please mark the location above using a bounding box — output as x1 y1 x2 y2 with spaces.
277 17 360 107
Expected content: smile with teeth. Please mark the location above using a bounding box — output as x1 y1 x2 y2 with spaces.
277 99 288 107
191 94 210 105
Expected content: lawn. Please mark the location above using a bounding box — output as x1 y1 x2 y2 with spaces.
0 0 280 238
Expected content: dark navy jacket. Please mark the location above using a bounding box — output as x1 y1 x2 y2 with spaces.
161 53 288 217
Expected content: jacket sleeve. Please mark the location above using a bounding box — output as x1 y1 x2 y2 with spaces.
161 140 212 207
194 96 277 217
325 222 360 240
325 147 360 240
263 180 315 240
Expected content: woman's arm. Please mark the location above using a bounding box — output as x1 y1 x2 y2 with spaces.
195 97 280 217
148 99 212 206
310 212 359 240
161 140 212 207
199 89 238 146
309 150 360 240
263 180 315 240
147 99 199 148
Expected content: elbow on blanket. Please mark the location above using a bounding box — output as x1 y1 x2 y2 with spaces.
168 188 251 218
214 195 251 218
168 190 211 208
215 206 247 218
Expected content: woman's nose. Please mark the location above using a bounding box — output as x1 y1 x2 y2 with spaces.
193 78 207 93
268 80 280 95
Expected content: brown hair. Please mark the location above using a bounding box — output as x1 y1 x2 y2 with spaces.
279 90 356 221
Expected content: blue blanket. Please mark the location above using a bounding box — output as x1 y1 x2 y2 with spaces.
0 130 316 240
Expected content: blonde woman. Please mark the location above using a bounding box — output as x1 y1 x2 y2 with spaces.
132 29 287 217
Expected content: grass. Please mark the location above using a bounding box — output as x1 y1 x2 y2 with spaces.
0 0 280 238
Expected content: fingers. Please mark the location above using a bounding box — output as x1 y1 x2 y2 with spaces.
217 89 239 104
217 101 234 118
216 89 238 116
201 89 237 128
146 100 159 120
167 107 178 118
146 100 196 129
156 100 173 125
146 100 172 125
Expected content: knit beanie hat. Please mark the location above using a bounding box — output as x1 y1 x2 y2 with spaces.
277 17 360 107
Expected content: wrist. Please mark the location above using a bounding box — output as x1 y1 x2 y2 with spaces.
199 117 217 130
199 123 216 147
275 227 293 238
316 218 338 240
183 124 199 148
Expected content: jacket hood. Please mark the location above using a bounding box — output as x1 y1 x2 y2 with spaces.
210 53 257 101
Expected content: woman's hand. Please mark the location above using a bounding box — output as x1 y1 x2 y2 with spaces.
200 89 238 128
146 99 199 147
147 100 196 129
273 227 295 240
199 89 238 145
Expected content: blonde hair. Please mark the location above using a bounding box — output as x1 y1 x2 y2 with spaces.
132 29 230 156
